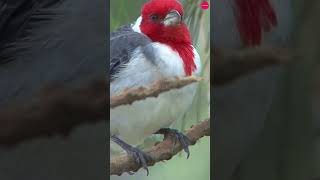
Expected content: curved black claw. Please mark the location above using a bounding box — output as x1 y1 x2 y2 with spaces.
155 128 192 158
126 145 151 175
111 135 151 176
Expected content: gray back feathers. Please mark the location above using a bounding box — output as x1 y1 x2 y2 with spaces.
110 24 152 81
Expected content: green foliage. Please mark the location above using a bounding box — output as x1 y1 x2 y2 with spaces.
110 0 146 31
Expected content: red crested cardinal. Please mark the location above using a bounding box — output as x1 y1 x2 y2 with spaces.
110 0 201 175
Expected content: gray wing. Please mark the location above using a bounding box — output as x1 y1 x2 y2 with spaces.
110 24 152 81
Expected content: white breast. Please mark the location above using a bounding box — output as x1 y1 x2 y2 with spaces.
110 45 201 142
110 82 198 145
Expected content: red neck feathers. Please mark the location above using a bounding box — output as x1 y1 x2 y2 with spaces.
141 24 196 76
235 0 278 46
139 0 196 76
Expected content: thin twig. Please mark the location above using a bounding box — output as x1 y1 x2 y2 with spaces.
110 119 210 176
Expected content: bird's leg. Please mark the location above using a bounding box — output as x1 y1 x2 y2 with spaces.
111 135 151 175
155 128 191 158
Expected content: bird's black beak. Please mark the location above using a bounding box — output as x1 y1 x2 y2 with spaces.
163 10 182 27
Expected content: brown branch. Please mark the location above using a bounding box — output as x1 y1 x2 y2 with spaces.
111 76 202 108
110 119 210 176
212 47 298 86
0 76 201 146
0 77 107 147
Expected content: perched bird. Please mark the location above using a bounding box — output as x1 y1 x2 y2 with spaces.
110 0 201 174
212 0 292 179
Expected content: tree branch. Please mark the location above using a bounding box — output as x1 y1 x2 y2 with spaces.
212 47 298 86
111 76 202 108
0 76 201 146
0 78 107 146
110 119 210 176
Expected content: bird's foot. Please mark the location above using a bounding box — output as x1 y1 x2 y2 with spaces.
155 128 191 158
111 135 151 175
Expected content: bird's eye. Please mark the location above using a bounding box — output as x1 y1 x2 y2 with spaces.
150 14 158 21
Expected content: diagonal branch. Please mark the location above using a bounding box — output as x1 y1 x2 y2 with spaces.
212 47 298 86
0 78 107 146
0 76 201 146
111 76 202 108
110 119 210 176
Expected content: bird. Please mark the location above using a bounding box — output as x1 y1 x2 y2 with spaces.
211 0 292 179
110 0 201 174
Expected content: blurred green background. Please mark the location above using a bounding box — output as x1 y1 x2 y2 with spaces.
110 0 210 179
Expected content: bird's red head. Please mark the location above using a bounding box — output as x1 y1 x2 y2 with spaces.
235 0 278 46
140 0 196 76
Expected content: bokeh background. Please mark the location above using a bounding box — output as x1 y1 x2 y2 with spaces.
110 0 210 179
211 0 320 180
